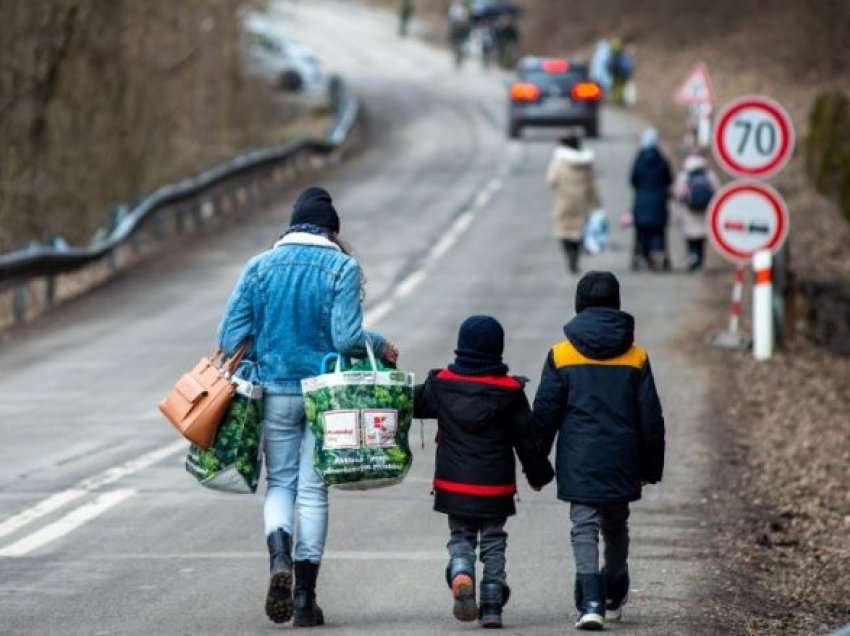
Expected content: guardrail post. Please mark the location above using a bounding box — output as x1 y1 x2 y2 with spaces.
151 208 167 240
191 200 203 229
45 276 56 307
13 284 27 322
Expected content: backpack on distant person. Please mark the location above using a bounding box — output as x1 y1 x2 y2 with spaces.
608 51 633 79
686 168 714 212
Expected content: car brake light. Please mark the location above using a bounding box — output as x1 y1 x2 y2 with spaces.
542 59 569 74
510 82 542 101
571 82 603 101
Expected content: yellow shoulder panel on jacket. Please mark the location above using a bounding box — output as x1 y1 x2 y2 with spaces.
552 340 647 369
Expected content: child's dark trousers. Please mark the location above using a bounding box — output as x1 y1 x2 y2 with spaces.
570 503 630 576
447 514 508 584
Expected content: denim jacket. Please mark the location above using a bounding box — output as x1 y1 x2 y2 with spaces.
217 232 387 395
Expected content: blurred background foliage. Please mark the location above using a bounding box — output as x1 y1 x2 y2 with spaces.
0 0 293 252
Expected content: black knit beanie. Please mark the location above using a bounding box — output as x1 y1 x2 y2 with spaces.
448 315 509 377
575 271 621 313
290 187 340 233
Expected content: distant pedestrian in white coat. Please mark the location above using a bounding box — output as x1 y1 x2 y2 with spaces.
546 135 600 274
672 152 720 271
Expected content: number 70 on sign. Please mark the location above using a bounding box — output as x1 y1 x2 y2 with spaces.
712 96 795 180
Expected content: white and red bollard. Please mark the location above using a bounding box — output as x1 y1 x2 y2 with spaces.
752 249 773 361
728 266 745 334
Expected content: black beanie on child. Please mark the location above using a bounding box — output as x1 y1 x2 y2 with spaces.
575 271 621 313
290 187 340 233
448 315 509 377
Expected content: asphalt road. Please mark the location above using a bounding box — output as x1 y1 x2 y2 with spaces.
0 2 716 634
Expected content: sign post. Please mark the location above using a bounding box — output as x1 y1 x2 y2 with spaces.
708 95 796 358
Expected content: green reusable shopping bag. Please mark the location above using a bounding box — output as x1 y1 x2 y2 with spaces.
185 377 264 494
301 344 415 490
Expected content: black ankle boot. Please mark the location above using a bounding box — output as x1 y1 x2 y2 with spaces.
479 581 510 629
265 529 293 624
602 566 630 621
574 573 604 630
293 561 325 627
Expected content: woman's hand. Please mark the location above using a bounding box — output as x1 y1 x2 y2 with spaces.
382 342 399 364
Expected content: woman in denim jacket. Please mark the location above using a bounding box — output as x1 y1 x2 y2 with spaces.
218 187 398 627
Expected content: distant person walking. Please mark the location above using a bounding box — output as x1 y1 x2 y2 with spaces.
673 151 719 271
218 187 398 627
589 39 613 92
494 15 520 69
607 39 634 106
448 1 470 68
398 0 414 37
630 129 672 271
546 135 601 274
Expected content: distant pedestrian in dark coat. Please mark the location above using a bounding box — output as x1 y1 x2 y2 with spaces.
630 129 673 270
414 315 554 629
532 271 665 630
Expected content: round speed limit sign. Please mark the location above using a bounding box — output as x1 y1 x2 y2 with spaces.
712 96 795 180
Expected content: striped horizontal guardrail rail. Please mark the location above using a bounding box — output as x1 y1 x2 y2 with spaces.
0 76 359 326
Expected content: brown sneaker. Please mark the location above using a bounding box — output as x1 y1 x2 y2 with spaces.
451 573 478 622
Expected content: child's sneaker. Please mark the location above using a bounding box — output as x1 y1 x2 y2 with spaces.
479 581 510 629
574 574 605 631
447 557 478 622
603 566 629 622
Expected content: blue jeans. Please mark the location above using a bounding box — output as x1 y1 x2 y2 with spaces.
263 394 329 563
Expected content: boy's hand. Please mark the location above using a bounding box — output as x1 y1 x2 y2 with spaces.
526 460 555 491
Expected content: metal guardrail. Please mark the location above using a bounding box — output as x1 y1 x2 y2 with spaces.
0 77 359 322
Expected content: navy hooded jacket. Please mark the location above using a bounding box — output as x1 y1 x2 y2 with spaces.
630 147 673 229
532 307 665 504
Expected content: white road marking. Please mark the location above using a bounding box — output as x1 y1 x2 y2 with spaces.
365 191 493 327
0 439 185 542
474 190 492 209
430 211 475 261
364 299 395 328
394 270 427 299
0 489 87 541
0 489 136 557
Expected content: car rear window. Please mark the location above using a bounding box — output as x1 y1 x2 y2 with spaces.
521 69 586 89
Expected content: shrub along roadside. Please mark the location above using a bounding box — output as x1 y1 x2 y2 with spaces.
806 91 850 226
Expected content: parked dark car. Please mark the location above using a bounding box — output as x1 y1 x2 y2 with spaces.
508 57 602 139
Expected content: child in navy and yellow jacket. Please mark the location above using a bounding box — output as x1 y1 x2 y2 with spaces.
532 271 665 630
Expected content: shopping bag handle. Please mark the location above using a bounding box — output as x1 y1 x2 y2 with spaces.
321 340 379 375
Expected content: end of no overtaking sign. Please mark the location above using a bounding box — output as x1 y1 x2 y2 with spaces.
707 180 789 264
712 95 795 180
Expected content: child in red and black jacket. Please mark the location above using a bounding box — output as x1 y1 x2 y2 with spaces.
414 315 554 629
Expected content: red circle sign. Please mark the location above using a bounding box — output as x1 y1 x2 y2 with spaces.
707 181 790 263
712 96 795 180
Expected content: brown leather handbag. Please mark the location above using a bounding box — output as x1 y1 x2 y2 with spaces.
159 344 249 450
